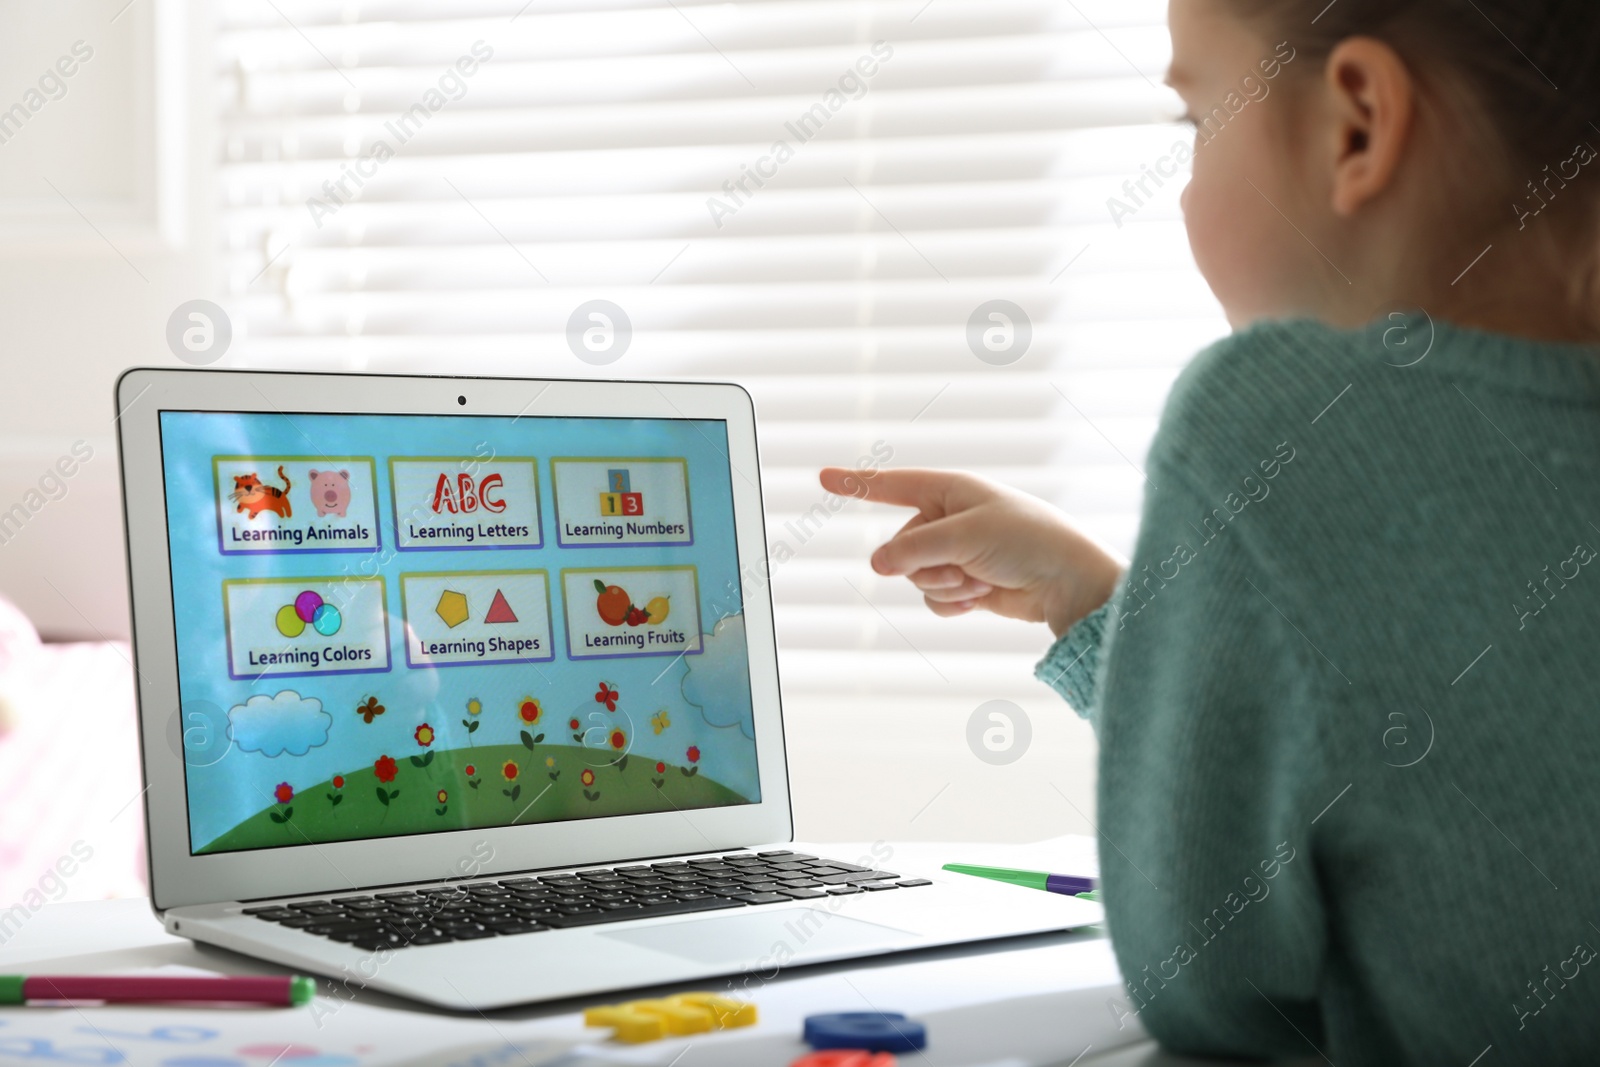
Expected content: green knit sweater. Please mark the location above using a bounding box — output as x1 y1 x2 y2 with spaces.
1036 316 1600 1066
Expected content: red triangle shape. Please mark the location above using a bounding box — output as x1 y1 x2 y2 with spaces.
484 588 519 624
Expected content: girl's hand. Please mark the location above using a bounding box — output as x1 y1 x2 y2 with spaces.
819 467 1126 637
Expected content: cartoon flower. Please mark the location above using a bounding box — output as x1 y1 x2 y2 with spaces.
609 728 627 751
651 710 671 735
357 696 385 724
502 760 519 781
569 718 580 731
466 697 482 716
269 783 296 824
332 775 345 790
437 789 448 805
687 746 701 763
581 769 596 787
462 697 481 738
518 696 543 724
595 682 619 712
655 761 666 774
680 746 701 778
409 724 438 768
464 763 476 777
374 755 398 783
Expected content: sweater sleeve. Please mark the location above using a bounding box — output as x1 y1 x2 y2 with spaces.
1087 459 1334 1059
1034 599 1115 728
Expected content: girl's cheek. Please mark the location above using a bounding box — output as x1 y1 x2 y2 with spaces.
1183 164 1258 325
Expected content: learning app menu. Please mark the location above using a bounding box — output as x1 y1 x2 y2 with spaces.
162 410 759 856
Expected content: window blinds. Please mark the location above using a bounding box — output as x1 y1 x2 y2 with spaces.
215 0 1228 712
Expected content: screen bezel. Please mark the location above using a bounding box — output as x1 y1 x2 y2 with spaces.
117 368 791 910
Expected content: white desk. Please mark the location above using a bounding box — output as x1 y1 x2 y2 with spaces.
0 839 1289 1067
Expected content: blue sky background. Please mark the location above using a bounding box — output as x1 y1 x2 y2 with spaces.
159 410 761 852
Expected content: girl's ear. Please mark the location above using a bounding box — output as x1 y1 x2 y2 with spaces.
1324 37 1416 216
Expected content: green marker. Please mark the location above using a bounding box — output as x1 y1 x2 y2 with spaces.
942 863 1096 897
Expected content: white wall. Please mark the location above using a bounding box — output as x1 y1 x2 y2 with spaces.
0 2 1104 854
0 0 214 640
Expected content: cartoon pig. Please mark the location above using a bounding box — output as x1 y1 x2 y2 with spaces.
308 469 352 518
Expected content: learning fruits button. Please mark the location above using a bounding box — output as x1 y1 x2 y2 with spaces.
790 1052 898 1067
803 1013 926 1053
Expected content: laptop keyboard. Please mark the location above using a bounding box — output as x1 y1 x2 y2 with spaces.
241 850 932 951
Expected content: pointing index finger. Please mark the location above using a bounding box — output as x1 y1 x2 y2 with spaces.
818 467 977 517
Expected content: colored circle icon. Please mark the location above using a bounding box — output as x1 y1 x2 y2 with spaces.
275 604 306 638
312 603 342 637
274 590 341 639
295 590 324 623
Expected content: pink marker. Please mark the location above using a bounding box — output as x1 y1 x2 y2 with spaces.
0 974 315 1006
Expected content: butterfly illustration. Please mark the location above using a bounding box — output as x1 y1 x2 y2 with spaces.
595 682 619 712
650 710 671 735
357 696 385 724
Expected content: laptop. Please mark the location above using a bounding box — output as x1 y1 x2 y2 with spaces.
114 368 1101 1011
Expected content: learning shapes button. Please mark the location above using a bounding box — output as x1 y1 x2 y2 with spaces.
584 991 758 1044
791 1053 898 1067
803 1012 927 1053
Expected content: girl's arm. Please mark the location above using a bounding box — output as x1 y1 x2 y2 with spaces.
1066 460 1334 1058
816 466 1126 635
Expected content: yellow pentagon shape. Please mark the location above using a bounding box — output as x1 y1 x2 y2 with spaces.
435 589 469 629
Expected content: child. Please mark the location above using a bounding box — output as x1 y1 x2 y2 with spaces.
823 1 1600 1062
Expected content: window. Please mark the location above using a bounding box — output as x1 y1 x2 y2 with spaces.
217 0 1227 837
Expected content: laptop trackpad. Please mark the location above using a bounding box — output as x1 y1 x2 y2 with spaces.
601 910 919 965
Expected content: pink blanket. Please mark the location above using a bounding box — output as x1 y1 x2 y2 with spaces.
0 597 145 909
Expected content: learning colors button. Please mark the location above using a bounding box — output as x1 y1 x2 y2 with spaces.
390 457 542 551
222 577 390 680
213 455 380 555
399 570 554 668
562 566 700 661
552 458 693 547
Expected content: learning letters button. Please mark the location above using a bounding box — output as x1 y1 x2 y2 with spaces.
390 457 543 550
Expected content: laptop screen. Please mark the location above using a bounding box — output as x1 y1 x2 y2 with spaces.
156 409 761 856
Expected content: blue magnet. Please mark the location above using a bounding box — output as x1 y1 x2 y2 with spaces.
803 1012 927 1052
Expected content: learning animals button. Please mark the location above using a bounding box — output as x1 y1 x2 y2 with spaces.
583 992 758 1044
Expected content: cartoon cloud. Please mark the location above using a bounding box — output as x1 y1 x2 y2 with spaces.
681 614 754 739
228 690 332 757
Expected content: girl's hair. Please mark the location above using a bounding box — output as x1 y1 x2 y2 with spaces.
1225 0 1600 200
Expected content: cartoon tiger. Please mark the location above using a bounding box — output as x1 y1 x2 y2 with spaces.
230 465 292 520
